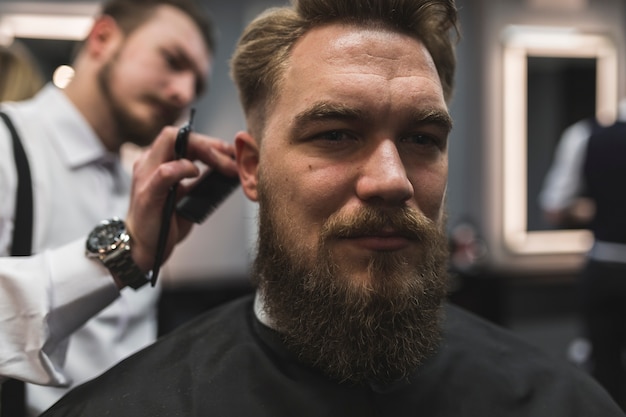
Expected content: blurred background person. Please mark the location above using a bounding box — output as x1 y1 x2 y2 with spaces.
0 41 45 102
539 98 626 409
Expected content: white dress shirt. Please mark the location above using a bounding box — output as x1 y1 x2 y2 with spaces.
0 84 160 415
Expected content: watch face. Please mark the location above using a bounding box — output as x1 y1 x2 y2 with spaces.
86 218 126 253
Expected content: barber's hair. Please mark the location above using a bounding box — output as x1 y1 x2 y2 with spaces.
0 42 45 102
100 0 215 53
231 0 458 135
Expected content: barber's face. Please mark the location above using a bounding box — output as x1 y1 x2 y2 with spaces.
243 24 450 290
99 5 211 146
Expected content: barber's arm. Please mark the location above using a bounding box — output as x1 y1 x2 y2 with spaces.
0 126 236 385
0 242 119 386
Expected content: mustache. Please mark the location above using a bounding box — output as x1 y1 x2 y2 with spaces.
320 206 437 242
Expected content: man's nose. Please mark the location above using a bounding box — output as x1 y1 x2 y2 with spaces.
355 139 413 205
168 72 196 107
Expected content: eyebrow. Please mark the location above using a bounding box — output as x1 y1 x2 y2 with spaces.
293 102 364 126
411 108 453 134
292 101 453 134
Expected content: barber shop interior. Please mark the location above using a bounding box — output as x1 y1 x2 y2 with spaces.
1 0 625 414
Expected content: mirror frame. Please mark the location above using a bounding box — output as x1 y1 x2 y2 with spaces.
501 26 617 255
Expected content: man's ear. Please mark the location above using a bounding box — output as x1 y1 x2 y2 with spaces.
235 131 260 202
85 15 122 60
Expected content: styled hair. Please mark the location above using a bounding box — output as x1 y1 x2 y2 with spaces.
0 42 45 102
100 0 215 53
230 0 459 135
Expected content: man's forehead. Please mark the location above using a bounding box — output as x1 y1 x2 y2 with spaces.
280 25 444 102
287 24 437 84
292 23 425 58
132 5 212 86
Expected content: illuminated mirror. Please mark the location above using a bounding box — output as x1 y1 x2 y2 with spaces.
526 56 596 232
502 26 617 255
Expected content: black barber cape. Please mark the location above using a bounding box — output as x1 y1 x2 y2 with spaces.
42 295 623 416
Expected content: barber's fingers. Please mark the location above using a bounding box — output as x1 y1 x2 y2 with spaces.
142 126 236 174
137 158 200 201
133 126 236 187
138 126 181 166
185 132 238 177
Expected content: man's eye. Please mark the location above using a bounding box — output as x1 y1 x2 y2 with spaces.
401 133 443 149
163 52 183 70
318 131 352 142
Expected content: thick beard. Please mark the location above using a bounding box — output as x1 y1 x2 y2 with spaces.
253 182 449 385
97 51 179 147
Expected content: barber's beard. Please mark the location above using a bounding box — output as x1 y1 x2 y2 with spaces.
253 185 449 385
97 51 179 147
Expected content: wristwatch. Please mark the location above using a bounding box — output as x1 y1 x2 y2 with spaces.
85 218 150 290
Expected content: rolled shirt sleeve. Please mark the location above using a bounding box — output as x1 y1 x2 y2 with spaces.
0 239 118 386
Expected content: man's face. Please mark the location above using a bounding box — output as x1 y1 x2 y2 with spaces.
98 5 211 146
238 24 451 383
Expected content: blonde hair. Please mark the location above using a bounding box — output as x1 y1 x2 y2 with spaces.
230 0 459 136
0 42 45 102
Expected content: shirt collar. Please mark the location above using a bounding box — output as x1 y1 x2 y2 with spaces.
36 83 114 169
253 290 275 329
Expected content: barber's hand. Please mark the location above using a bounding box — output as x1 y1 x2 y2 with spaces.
124 126 237 275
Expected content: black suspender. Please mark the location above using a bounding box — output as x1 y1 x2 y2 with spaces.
0 111 33 257
0 111 32 417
